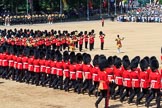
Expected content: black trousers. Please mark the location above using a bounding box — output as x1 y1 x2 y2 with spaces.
120 87 132 102
75 78 83 93
35 73 41 86
79 44 83 52
89 43 93 51
89 81 99 96
146 88 161 108
75 42 78 48
92 42 94 49
56 76 63 90
113 85 124 99
82 79 92 93
137 88 149 105
6 67 14 79
95 90 109 108
85 42 88 49
128 87 140 103
101 42 104 50
64 77 70 91
68 79 76 91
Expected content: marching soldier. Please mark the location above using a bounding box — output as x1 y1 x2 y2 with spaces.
78 33 84 52
4 15 10 26
95 55 109 108
145 59 161 108
84 31 88 49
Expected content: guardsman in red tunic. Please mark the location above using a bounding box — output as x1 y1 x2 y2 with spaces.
145 59 161 108
136 58 149 106
95 55 109 108
1 46 9 79
16 49 23 82
62 51 70 91
89 55 100 96
112 57 123 99
62 36 67 50
26 48 34 84
99 31 105 50
120 59 131 103
89 32 93 51
105 56 115 98
12 51 18 80
82 54 93 94
6 49 14 79
128 56 140 104
39 51 46 86
68 54 77 91
91 29 95 49
55 53 63 90
161 47 162 64
33 53 41 86
75 53 83 93
84 31 88 49
78 32 84 52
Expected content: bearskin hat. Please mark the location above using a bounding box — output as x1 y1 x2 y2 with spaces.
143 56 150 66
83 54 91 64
107 56 114 67
150 56 157 62
122 55 129 62
63 51 69 62
76 53 83 64
140 59 149 71
99 31 103 35
70 54 76 64
56 53 62 62
84 31 87 35
123 59 130 70
130 58 139 70
98 55 106 64
70 51 75 58
93 54 99 67
150 59 159 71
99 56 108 71
114 57 122 68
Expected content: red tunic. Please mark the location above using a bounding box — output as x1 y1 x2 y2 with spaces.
130 69 140 88
2 53 8 67
79 37 83 45
99 35 104 43
50 60 57 75
45 60 51 74
149 70 161 89
122 69 132 87
84 35 88 42
28 57 34 72
0 53 2 66
22 56 28 70
8 54 14 67
62 61 70 78
82 64 93 79
13 55 17 69
33 59 40 73
91 66 99 82
89 36 94 44
39 59 46 73
139 69 149 88
56 61 63 76
114 67 123 86
105 67 114 82
76 63 83 79
69 64 76 79
98 70 109 90
17 56 23 70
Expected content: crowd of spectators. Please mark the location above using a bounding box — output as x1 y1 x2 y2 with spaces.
117 3 162 23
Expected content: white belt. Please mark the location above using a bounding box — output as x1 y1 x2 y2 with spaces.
63 69 69 71
9 60 13 62
132 79 139 81
35 65 40 67
124 78 130 80
18 63 22 64
41 65 46 67
46 66 50 69
151 80 157 83
77 71 82 73
3 60 7 61
141 79 145 81
108 75 113 76
85 72 90 74
116 76 122 79
57 69 62 71
70 71 75 74
93 74 98 76
23 62 28 64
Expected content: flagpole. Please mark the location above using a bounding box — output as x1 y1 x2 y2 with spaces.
87 0 90 20
107 0 110 17
100 0 102 18
27 0 29 14
114 0 116 16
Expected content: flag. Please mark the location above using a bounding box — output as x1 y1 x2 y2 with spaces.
89 0 93 9
103 0 107 8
